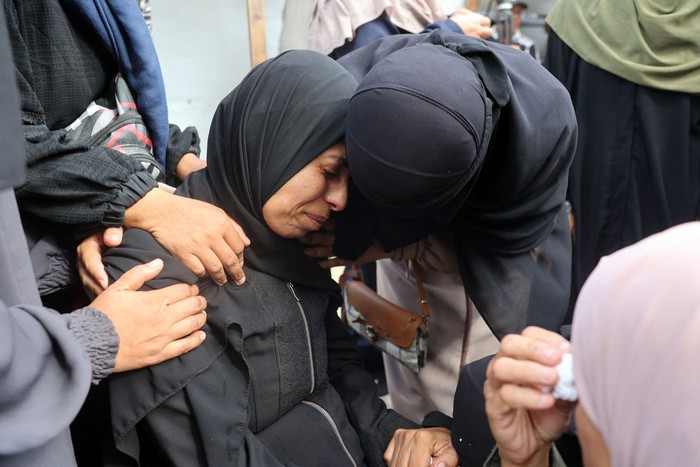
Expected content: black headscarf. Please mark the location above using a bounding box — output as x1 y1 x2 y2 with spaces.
336 31 577 338
335 31 513 256
178 49 357 295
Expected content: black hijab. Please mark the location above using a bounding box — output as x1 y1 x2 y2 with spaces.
336 31 577 338
335 31 512 256
178 49 357 295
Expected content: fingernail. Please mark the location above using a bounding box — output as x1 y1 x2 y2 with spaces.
147 258 163 269
235 276 246 286
199 331 206 341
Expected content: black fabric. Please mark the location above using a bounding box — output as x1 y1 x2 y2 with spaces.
545 31 700 301
336 31 577 340
179 49 357 296
101 50 416 466
5 0 196 233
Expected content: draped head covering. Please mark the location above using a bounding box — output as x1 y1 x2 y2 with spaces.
336 31 576 341
572 222 700 466
338 31 513 255
179 49 357 294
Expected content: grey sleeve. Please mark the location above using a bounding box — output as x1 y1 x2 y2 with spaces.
64 306 120 384
0 301 91 455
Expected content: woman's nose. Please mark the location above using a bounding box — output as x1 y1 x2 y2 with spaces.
325 181 348 212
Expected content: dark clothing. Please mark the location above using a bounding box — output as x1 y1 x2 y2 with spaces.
6 0 198 231
0 4 118 464
333 31 576 465
545 31 700 300
330 10 462 59
336 31 576 340
105 233 412 466
6 0 200 295
102 50 414 466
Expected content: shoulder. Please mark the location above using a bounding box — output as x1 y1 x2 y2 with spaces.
103 228 199 289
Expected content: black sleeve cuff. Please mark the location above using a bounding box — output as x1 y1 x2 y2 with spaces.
102 170 158 227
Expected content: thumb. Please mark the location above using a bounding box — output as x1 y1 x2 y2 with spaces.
103 226 124 247
109 258 163 292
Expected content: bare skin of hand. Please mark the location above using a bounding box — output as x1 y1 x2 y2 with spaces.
384 427 459 467
124 187 250 286
301 220 394 268
484 327 576 467
90 258 207 372
78 226 124 299
448 8 494 39
176 152 207 181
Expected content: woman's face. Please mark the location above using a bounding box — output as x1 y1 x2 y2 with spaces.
263 142 348 238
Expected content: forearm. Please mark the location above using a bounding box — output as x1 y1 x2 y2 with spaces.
0 301 92 454
18 131 157 232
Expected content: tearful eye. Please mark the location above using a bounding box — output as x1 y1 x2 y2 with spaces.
322 168 339 179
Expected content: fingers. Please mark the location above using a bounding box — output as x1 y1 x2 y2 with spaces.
102 226 124 247
229 217 251 246
197 243 229 285
213 234 245 285
299 230 335 247
318 257 351 269
109 258 164 292
497 383 556 411
147 330 207 366
303 245 334 258
164 293 207 324
489 354 559 388
77 232 109 295
148 282 199 306
499 330 569 367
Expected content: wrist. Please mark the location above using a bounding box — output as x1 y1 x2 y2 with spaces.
124 185 169 230
176 153 206 181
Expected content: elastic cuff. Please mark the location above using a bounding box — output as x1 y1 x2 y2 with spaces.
102 171 158 227
65 307 120 384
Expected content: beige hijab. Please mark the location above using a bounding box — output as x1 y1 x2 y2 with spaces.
572 222 700 466
309 0 444 55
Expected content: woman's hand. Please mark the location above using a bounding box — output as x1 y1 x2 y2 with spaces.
484 326 575 467
90 258 207 372
384 427 459 467
301 220 395 268
448 8 494 39
77 226 124 299
125 188 250 286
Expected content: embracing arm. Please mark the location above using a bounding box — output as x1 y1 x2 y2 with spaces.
0 300 92 455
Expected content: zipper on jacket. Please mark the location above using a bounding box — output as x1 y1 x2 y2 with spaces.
287 283 315 393
301 401 359 467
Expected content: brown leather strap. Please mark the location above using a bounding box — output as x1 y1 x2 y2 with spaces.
410 260 430 320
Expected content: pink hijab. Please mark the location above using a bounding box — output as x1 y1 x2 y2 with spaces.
309 0 444 54
572 222 700 466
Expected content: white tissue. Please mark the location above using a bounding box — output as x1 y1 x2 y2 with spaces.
551 353 578 401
